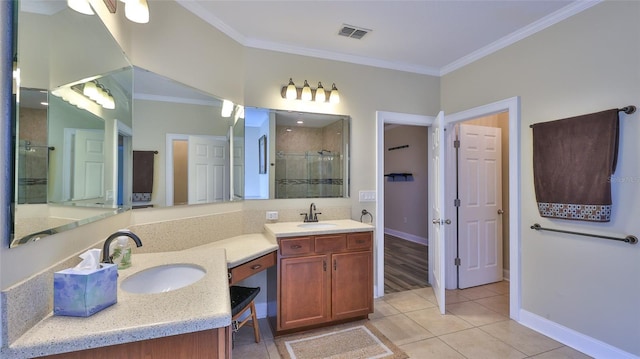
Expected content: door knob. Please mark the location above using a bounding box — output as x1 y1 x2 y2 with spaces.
432 219 452 225
432 219 439 224
497 209 504 214
444 219 451 224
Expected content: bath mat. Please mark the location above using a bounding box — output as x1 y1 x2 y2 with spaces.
275 321 408 359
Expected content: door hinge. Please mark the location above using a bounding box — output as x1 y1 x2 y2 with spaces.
454 258 461 266
454 198 461 207
453 139 460 148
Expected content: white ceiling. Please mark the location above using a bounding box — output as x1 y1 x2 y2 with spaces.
176 0 599 76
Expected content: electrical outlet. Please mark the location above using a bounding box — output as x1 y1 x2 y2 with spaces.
359 190 376 202
266 211 279 220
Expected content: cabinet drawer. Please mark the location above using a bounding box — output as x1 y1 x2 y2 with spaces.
229 251 276 285
347 232 372 250
280 237 313 256
315 234 346 253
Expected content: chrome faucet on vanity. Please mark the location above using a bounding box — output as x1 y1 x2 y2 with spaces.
301 203 322 222
101 230 143 264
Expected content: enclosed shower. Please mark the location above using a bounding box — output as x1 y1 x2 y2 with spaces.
17 140 53 204
275 150 343 198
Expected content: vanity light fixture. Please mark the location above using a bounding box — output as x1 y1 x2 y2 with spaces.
68 0 94 15
123 0 150 24
301 80 312 101
286 78 297 100
281 78 340 104
329 83 340 104
221 100 234 118
315 82 326 103
69 0 150 24
81 81 116 109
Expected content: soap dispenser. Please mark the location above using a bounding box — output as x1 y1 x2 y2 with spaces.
111 237 132 269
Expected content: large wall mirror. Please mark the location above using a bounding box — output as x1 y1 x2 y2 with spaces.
244 108 350 199
131 67 244 208
12 0 133 247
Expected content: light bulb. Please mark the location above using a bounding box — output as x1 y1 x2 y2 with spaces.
329 83 340 104
315 82 326 103
125 0 149 24
301 80 312 101
83 81 98 99
285 78 297 100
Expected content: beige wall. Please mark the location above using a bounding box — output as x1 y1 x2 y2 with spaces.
383 125 429 241
442 1 640 355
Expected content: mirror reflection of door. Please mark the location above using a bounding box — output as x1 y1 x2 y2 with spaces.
169 135 229 206
61 128 105 201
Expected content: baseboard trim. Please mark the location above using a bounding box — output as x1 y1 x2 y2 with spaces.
519 310 638 359
384 228 428 246
503 269 510 281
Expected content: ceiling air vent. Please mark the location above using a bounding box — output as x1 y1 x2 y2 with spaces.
338 24 371 40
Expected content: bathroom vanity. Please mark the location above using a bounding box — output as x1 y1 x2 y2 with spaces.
264 220 374 335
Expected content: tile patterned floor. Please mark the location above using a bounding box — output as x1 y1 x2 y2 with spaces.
232 282 592 358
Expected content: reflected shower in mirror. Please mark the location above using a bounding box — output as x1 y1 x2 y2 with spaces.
244 108 350 199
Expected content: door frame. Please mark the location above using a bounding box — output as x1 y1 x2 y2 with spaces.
375 96 521 321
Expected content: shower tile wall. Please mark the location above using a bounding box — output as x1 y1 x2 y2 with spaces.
18 108 48 204
275 120 344 198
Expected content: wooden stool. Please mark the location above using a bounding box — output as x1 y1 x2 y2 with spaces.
229 286 261 344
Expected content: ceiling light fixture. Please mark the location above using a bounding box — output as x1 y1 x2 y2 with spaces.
281 78 340 104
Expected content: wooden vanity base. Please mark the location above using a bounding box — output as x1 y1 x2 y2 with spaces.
37 326 231 359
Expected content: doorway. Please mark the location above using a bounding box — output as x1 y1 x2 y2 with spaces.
376 97 521 320
383 124 430 294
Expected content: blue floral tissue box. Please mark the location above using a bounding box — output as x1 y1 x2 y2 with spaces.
53 263 118 317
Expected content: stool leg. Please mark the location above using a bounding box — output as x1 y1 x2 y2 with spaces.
249 301 260 343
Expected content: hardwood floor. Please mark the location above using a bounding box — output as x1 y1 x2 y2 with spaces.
384 234 429 294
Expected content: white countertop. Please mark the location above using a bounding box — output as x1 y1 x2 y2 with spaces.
187 233 278 268
264 219 374 238
3 233 279 358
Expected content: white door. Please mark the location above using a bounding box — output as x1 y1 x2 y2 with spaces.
458 124 503 289
188 135 227 204
428 111 447 314
73 129 104 200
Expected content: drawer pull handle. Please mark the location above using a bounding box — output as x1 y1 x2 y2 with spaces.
250 264 262 270
356 239 366 244
290 244 302 249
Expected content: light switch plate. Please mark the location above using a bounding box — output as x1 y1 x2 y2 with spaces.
359 190 376 202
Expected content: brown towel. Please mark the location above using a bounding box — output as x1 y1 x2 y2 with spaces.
133 151 156 200
531 109 619 222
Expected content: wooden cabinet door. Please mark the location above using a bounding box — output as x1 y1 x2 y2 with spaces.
331 250 373 320
279 254 330 330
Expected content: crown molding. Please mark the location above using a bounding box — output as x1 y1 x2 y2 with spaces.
440 0 603 76
177 0 602 78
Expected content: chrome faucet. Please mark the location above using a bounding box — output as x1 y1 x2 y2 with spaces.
101 229 143 264
301 203 322 222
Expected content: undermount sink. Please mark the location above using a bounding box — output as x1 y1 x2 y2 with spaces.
120 263 206 294
297 222 338 229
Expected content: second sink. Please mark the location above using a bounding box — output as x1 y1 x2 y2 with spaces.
121 263 206 294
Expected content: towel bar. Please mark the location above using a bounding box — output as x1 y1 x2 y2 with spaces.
530 223 637 244
529 106 636 128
